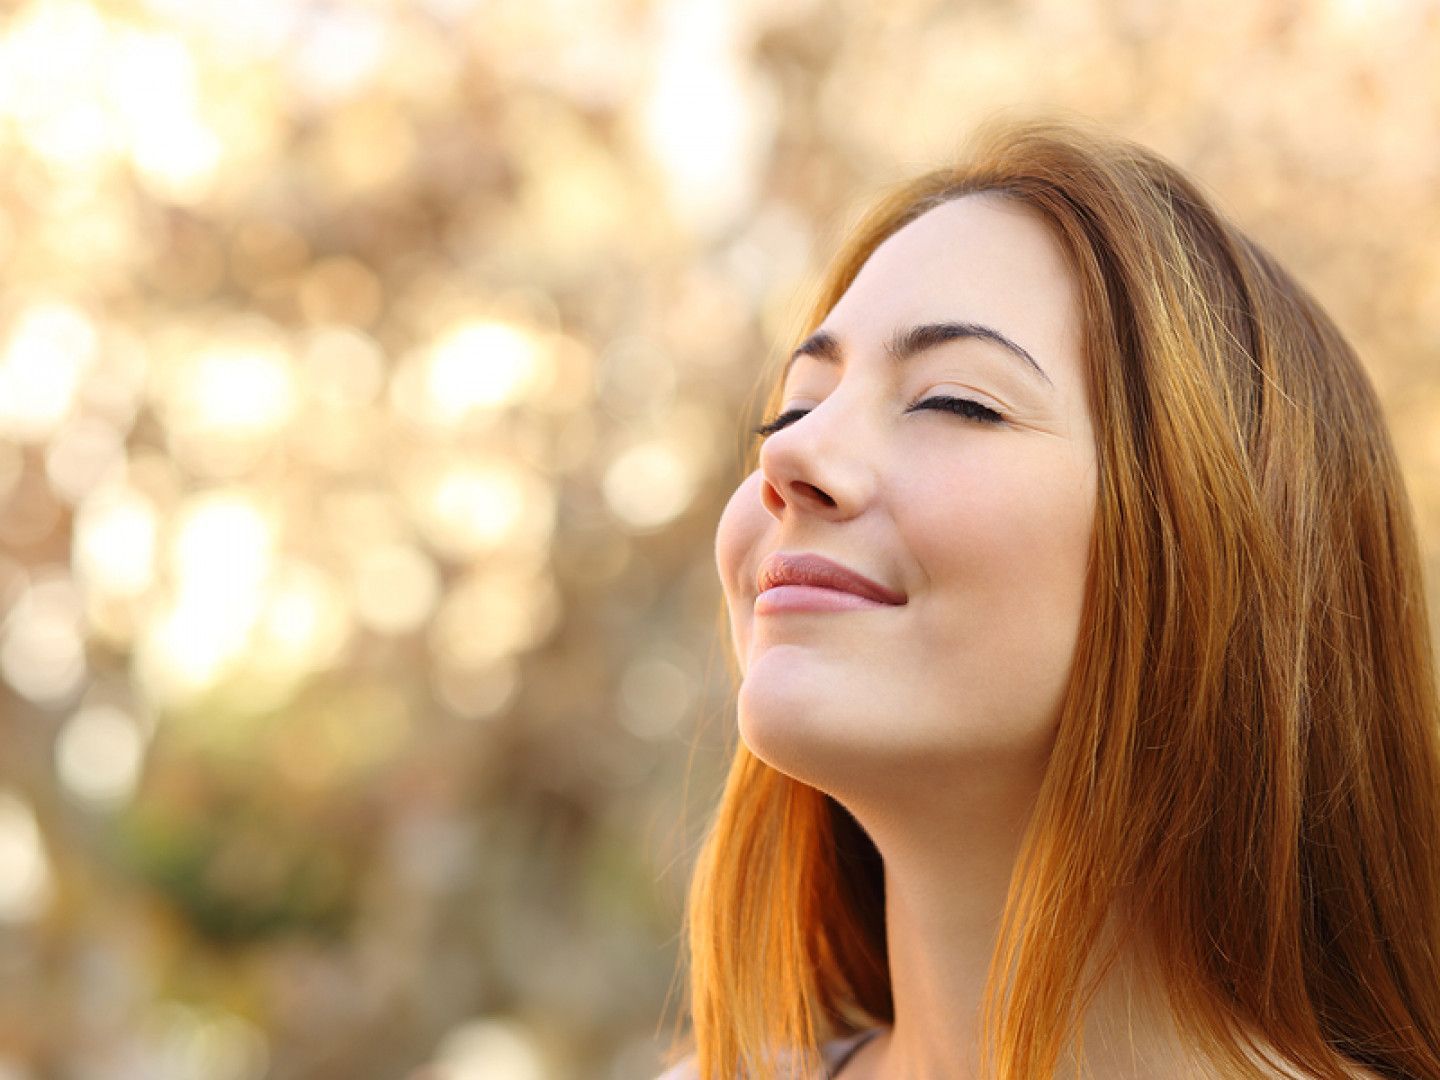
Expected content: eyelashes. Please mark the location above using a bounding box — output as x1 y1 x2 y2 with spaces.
750 395 1005 438
751 409 808 438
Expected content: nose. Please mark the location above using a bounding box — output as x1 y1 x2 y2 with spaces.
757 399 872 521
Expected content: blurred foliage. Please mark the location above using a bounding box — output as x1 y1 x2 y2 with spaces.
0 0 1437 1077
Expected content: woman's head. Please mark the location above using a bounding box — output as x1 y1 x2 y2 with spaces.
677 114 1440 1080
715 190 1097 820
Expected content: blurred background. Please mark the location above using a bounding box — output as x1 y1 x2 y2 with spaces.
0 0 1437 1076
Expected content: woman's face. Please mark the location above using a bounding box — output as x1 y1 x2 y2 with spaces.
714 193 1098 801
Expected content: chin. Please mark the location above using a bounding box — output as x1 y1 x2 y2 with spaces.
737 686 831 766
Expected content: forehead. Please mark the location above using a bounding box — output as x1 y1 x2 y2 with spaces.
815 193 1083 385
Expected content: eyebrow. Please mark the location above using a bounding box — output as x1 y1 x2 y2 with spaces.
783 321 1053 388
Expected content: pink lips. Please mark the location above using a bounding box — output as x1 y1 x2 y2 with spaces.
755 552 907 612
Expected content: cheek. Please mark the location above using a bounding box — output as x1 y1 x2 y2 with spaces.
714 472 771 669
905 452 1095 635
898 452 1095 763
714 471 767 604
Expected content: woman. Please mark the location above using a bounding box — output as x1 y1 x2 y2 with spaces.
657 114 1440 1079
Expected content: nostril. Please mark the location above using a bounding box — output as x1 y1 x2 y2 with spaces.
760 476 836 513
760 479 784 513
796 480 835 508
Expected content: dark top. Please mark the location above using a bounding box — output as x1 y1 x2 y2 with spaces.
822 1028 883 1077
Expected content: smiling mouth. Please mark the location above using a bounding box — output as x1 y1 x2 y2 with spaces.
755 552 908 606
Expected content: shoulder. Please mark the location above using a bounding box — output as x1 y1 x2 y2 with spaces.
653 1052 699 1080
653 1030 884 1080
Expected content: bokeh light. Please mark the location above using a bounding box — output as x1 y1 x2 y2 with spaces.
0 789 54 924
55 702 149 806
0 301 99 444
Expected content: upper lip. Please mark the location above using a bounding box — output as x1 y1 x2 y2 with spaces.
756 552 907 605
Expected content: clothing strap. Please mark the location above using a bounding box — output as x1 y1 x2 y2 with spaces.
824 1028 883 1078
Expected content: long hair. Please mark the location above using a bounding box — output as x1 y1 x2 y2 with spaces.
665 113 1440 1079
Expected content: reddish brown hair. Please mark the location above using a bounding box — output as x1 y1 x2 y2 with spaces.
666 113 1440 1079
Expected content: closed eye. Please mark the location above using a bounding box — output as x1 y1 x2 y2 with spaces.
751 394 1005 438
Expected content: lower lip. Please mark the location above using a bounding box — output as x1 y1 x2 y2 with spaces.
754 585 898 613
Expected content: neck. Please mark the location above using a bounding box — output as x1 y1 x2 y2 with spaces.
832 762 1204 1080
